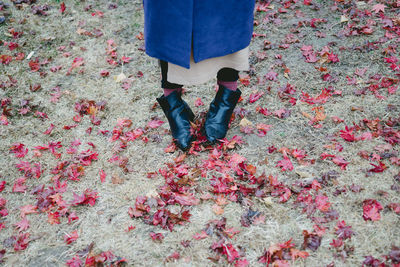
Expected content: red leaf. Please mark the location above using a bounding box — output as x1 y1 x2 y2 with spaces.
100 70 109 77
60 2 66 13
363 199 383 221
302 230 321 251
388 86 397 95
119 56 130 64
66 255 82 267
192 231 208 240
165 252 180 262
174 194 199 206
387 203 400 214
99 169 106 183
290 248 309 260
70 193 86 206
248 91 264 103
276 156 293 172
83 189 99 206
265 70 278 81
66 57 84 75
43 123 55 135
135 32 144 40
0 181 5 192
339 126 356 142
19 205 38 218
14 218 30 232
239 75 250 86
332 156 349 170
223 227 240 238
329 239 343 248
9 143 28 158
315 194 331 212
368 161 387 173
320 152 335 160
256 123 272 137
147 118 165 129
48 212 61 224
0 198 8 209
0 208 8 217
359 132 372 141
125 225 136 232
194 97 204 107
149 232 164 242
279 187 292 203
256 106 272 116
14 233 30 251
212 241 241 263
229 153 247 169
235 258 250 267
372 3 386 13
68 212 79 223
273 108 291 118
12 177 27 193
50 65 62 72
29 59 40 72
64 230 79 244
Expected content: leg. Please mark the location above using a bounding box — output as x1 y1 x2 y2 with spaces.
156 60 195 151
217 67 239 91
203 67 241 144
160 59 183 96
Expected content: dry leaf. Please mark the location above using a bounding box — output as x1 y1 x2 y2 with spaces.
312 106 326 121
111 174 124 184
301 111 313 119
295 169 312 178
146 189 159 198
239 117 253 127
263 197 274 206
215 195 228 206
212 204 224 215
351 106 364 112
174 153 186 164
114 73 126 83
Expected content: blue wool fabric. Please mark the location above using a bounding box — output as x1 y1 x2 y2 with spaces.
143 0 256 69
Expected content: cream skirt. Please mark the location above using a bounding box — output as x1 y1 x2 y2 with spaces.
164 46 249 85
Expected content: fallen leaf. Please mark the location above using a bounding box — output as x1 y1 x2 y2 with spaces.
371 3 386 13
340 15 348 23
111 174 124 184
212 204 224 215
99 169 106 183
363 199 383 221
114 72 126 83
64 231 78 244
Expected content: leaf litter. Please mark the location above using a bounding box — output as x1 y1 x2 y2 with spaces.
1 0 400 266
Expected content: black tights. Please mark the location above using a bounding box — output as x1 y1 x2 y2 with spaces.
159 59 239 89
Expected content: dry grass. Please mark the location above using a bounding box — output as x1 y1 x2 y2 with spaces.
0 0 399 266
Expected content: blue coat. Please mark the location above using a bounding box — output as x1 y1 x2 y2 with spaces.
143 1 255 69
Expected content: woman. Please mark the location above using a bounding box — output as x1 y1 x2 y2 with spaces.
143 1 256 151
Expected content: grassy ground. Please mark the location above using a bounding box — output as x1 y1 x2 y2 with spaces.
1 0 399 266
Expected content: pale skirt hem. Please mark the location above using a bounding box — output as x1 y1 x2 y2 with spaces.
166 46 249 85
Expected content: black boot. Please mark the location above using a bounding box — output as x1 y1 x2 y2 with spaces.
156 91 195 151
204 85 241 144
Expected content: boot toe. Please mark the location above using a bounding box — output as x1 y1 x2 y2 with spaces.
205 124 226 143
175 133 195 151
